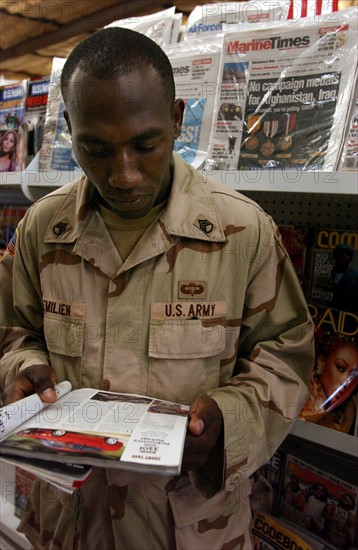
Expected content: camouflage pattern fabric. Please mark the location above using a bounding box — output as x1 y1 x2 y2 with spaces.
0 154 314 549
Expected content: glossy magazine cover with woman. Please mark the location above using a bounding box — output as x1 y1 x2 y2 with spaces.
299 304 358 434
0 80 27 172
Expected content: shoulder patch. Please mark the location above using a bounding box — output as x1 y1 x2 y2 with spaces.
6 229 17 257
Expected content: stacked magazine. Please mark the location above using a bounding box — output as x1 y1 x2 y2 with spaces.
0 381 189 492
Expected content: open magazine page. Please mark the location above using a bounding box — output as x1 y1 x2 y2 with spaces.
183 1 287 41
165 38 223 169
0 380 72 441
206 8 358 171
0 388 189 476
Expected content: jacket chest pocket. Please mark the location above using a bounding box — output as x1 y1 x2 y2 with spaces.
149 318 226 359
44 313 84 357
148 318 226 403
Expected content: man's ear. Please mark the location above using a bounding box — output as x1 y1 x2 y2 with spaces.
63 110 72 135
173 99 185 139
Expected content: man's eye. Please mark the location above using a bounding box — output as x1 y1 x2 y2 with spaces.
83 147 111 157
135 143 157 153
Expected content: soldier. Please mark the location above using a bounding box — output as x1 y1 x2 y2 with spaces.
0 28 314 549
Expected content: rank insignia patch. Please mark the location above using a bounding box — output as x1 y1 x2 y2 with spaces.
52 219 71 237
193 217 214 235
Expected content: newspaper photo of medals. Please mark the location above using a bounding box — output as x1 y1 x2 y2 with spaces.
206 9 358 171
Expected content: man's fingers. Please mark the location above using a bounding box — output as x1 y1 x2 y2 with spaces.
25 365 57 402
1 364 57 405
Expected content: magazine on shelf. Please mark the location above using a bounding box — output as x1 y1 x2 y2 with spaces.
278 224 309 285
304 227 358 313
0 79 28 172
14 466 37 518
0 381 190 486
165 37 223 169
205 8 358 171
299 303 358 430
252 510 314 550
278 454 358 549
250 450 285 516
38 57 80 172
23 75 50 167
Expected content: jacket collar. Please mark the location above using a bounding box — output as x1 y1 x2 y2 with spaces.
44 154 226 246
43 154 226 276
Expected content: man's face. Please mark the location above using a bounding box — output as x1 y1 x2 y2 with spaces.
64 67 183 219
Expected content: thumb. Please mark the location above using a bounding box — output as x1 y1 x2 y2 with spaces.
188 400 204 435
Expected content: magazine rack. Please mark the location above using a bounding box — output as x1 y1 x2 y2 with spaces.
0 161 357 550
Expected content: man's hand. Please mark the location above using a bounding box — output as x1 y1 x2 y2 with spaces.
182 396 223 472
1 364 57 405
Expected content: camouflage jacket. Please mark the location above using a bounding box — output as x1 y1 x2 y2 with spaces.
0 154 314 549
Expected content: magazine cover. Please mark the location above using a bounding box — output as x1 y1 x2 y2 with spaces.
0 79 27 172
14 466 36 518
38 57 79 172
299 303 358 431
165 38 222 168
250 450 285 515
305 227 358 313
252 510 314 549
278 224 308 285
24 75 50 167
206 8 358 171
279 454 358 549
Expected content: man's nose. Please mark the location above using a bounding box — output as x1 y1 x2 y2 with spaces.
108 152 142 189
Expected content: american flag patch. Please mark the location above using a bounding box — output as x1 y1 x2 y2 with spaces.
6 231 17 257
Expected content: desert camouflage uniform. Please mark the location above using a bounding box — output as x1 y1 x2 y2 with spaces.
0 154 314 549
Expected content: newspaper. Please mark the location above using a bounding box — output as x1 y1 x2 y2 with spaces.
38 57 79 172
105 7 182 47
338 81 358 170
184 1 287 40
206 8 358 171
165 38 223 169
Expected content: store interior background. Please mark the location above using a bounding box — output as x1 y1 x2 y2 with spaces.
1 0 357 83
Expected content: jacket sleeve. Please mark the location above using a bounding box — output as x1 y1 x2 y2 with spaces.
207 218 314 492
0 215 50 390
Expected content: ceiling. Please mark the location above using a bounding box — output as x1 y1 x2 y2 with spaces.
0 0 212 81
1 0 356 81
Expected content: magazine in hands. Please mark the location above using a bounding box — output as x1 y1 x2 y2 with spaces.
0 381 189 490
